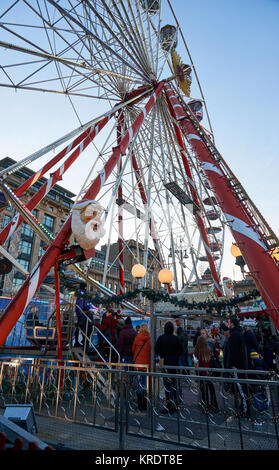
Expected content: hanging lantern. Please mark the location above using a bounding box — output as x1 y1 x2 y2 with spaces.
160 25 178 52
231 243 246 273
230 243 242 258
158 268 174 285
131 264 146 279
140 0 160 14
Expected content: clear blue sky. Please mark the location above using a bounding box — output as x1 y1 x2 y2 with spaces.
1 0 278 282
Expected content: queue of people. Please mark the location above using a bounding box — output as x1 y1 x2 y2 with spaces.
73 288 279 416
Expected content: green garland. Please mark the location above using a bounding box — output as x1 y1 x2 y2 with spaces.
58 268 261 315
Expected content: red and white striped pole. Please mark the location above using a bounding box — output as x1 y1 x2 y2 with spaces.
131 151 171 293
0 82 165 346
54 263 63 363
164 83 223 297
167 86 279 328
14 124 100 199
117 111 125 296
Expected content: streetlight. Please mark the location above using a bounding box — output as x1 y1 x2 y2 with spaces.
168 238 188 289
158 268 174 285
230 243 246 275
131 264 146 281
131 265 173 372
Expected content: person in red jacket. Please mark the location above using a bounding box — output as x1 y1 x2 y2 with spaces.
132 323 151 411
100 307 119 362
100 308 118 345
194 336 218 413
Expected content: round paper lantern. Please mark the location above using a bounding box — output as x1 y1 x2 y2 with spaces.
131 264 146 279
230 243 242 258
158 268 174 285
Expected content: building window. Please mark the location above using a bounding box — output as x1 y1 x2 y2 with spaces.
18 259 29 271
21 221 34 239
19 240 32 256
43 213 55 234
38 241 46 258
12 276 25 289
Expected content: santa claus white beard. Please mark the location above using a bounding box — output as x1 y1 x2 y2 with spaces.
71 213 105 250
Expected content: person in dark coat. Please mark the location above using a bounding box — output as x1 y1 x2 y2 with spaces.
74 282 88 347
193 327 201 347
155 321 183 413
224 315 250 417
224 316 248 370
261 327 278 371
177 326 189 371
118 316 137 364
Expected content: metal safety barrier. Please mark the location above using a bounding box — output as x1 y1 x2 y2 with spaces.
0 357 278 450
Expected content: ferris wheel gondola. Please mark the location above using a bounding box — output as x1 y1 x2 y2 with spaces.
188 99 203 122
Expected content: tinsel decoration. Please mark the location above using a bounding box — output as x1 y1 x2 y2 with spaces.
58 266 261 317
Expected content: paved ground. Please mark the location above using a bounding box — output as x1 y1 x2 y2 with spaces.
26 410 279 451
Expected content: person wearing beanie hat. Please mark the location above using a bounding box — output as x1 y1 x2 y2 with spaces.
118 316 137 366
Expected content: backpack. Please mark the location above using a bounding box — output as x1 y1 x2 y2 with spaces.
253 391 269 412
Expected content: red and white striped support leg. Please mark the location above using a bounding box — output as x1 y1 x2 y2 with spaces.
117 112 125 296
164 83 223 297
172 96 279 328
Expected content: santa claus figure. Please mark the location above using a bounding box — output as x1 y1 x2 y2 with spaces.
71 199 105 250
223 277 234 298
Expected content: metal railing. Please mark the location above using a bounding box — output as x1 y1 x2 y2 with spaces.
0 357 279 450
74 305 121 365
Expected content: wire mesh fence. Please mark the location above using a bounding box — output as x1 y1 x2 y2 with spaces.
0 357 279 450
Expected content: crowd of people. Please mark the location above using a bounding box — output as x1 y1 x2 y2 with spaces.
73 285 279 416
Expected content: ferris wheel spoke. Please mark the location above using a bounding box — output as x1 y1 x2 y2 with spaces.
63 1 125 94
117 0 153 74
157 100 213 290
47 0 152 84
91 0 151 77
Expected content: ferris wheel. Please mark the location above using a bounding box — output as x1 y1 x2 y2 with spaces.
1 0 279 342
